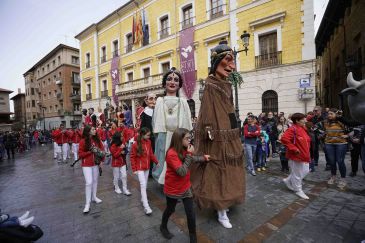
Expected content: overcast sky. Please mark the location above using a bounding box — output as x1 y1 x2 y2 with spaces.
1 0 328 111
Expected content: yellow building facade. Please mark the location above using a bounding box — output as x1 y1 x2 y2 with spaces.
76 0 316 119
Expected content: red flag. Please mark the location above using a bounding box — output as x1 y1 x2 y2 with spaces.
132 14 136 44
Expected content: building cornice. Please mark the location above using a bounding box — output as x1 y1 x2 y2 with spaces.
249 11 286 30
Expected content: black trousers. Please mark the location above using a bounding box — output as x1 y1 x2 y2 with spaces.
162 196 196 235
6 147 15 158
350 143 362 173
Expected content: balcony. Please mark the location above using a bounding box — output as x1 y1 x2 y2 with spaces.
159 28 170 39
209 5 224 20
70 94 81 102
255 51 282 69
55 79 62 85
56 92 63 100
100 55 106 63
100 90 109 98
181 17 194 29
116 73 163 94
112 50 119 57
85 62 90 69
126 44 133 53
73 110 81 115
86 93 92 100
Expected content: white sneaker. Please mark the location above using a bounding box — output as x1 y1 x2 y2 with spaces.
337 179 347 190
144 206 152 215
92 197 102 204
83 204 90 213
218 218 232 228
123 189 132 196
115 188 122 194
19 216 34 227
295 190 309 200
283 178 295 191
18 211 30 221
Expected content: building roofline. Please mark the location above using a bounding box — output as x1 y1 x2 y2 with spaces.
10 93 25 100
315 0 351 56
23 44 79 76
0 88 13 93
75 0 135 40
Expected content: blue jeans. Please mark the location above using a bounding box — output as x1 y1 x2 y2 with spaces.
256 152 266 168
244 143 256 171
325 144 348 178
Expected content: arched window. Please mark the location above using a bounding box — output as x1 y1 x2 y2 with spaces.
187 99 196 118
262 90 278 113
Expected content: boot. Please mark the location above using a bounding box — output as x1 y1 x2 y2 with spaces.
84 184 92 213
92 182 102 203
160 224 174 239
217 210 232 228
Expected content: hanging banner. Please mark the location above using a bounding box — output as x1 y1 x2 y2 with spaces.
179 26 195 99
110 56 120 106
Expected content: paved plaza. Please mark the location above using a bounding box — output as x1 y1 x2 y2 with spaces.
1 144 365 243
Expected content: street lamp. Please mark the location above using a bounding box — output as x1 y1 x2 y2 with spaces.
232 30 250 129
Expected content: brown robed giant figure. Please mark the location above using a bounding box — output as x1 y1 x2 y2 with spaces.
190 41 245 229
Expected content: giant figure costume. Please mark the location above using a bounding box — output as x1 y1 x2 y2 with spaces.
190 41 245 228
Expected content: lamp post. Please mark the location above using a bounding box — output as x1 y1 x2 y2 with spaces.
232 30 250 129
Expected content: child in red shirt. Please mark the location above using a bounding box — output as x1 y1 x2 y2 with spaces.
110 132 131 196
160 128 209 242
130 127 159 215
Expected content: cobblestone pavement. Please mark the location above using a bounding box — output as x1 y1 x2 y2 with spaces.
0 144 365 243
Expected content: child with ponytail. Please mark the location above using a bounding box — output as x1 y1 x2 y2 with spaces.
130 127 159 215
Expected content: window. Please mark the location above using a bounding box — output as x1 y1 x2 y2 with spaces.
255 32 282 68
50 106 52 113
102 80 107 91
126 34 133 53
53 60 56 67
55 105 58 112
71 56 79 65
143 67 150 78
127 72 134 81
72 72 80 84
58 56 61 64
42 67 44 73
160 16 169 39
49 92 51 98
142 25 149 46
87 84 91 94
54 90 57 97
182 4 193 29
113 40 119 57
32 100 35 107
101 46 106 63
48 78 51 84
33 115 36 119
161 62 170 74
59 72 62 78
101 80 108 97
262 90 278 113
72 88 79 95
47 64 49 72
54 75 57 81
210 0 224 19
31 88 35 95
43 80 45 86
86 53 90 68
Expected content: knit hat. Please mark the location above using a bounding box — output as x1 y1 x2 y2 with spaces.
209 40 233 75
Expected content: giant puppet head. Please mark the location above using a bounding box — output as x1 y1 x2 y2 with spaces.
340 72 365 123
209 40 236 79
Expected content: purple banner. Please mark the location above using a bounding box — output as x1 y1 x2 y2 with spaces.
110 56 120 106
179 27 195 99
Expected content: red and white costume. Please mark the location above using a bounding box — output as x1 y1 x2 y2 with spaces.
110 143 130 195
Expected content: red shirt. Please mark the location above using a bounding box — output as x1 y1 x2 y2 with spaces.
53 129 69 144
72 129 82 144
164 149 191 196
97 127 107 141
110 144 126 167
280 124 311 163
78 138 104 167
130 138 158 172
